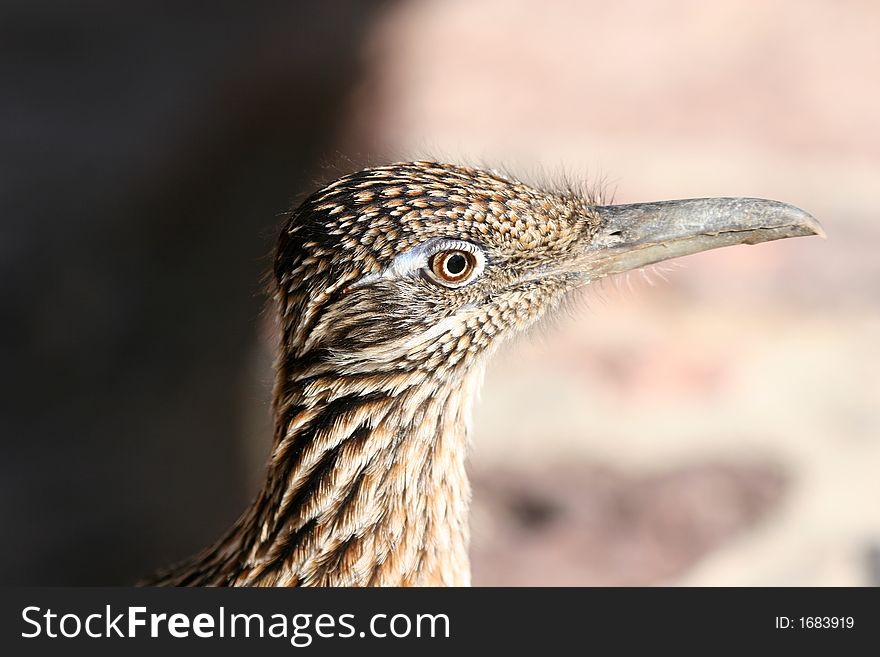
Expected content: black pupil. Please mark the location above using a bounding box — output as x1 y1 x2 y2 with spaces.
445 253 468 276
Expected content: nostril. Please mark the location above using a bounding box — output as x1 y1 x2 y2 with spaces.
608 230 623 238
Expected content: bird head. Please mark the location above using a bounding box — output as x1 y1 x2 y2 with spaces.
274 161 822 384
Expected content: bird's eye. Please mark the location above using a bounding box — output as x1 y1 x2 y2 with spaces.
428 249 479 287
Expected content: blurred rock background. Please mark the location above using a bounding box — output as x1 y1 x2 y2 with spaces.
2 0 877 585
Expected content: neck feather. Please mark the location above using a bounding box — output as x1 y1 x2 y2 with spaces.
157 361 479 586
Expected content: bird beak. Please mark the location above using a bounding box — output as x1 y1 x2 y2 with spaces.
580 197 824 278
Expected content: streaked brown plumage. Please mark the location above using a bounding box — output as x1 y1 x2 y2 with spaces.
148 161 822 586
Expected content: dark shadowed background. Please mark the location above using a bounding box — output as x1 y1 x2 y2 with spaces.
2 0 878 586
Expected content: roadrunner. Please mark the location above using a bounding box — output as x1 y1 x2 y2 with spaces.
150 161 822 586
